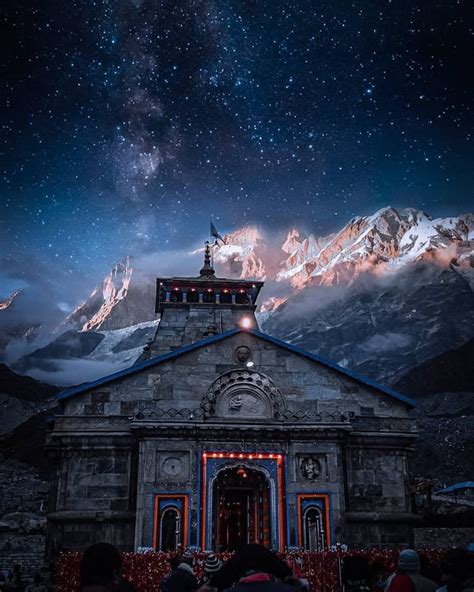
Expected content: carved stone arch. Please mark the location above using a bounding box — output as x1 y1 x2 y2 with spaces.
201 369 287 420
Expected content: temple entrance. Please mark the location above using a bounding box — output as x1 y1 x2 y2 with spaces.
213 465 271 551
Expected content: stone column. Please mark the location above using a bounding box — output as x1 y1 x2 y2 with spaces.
134 441 146 551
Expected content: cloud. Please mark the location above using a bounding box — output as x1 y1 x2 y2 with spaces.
359 332 412 353
20 357 135 387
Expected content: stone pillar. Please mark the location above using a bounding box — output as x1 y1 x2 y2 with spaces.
134 441 146 551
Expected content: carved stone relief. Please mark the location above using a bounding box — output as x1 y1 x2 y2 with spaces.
233 345 252 365
144 451 156 483
162 457 184 477
299 456 325 481
156 452 189 481
223 390 267 418
148 374 162 400
201 369 286 420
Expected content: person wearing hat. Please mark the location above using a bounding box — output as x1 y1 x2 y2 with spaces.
387 550 437 592
197 553 222 591
160 550 198 592
209 544 301 591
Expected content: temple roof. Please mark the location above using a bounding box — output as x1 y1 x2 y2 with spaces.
56 328 416 407
435 481 474 494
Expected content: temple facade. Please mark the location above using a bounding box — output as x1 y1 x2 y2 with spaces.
47 245 418 554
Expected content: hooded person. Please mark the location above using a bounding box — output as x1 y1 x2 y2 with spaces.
388 550 437 592
160 550 198 592
208 544 300 591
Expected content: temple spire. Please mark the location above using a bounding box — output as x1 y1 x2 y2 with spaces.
199 241 215 278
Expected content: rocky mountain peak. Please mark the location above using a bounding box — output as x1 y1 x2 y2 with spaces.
282 228 306 254
0 289 23 311
214 225 267 279
61 256 154 333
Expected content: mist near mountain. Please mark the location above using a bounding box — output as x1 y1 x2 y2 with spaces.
262 262 474 383
2 206 473 387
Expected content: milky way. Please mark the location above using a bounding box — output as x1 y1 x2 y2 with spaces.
1 0 472 301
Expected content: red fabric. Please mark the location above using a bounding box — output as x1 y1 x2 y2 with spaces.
55 549 446 592
240 573 273 583
390 574 415 592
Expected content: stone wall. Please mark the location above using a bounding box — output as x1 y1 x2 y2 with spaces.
53 331 416 552
63 333 412 422
0 458 49 578
47 434 137 552
346 447 409 512
0 534 45 575
413 527 474 548
150 306 253 356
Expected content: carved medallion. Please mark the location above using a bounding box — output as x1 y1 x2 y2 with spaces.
162 457 184 477
234 345 252 365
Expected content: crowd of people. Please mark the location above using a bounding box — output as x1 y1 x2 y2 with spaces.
1 544 472 592
75 542 473 592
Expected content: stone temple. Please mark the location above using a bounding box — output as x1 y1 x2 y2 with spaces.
47 244 417 555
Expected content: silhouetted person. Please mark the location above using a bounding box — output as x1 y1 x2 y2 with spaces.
7 565 22 591
342 556 371 592
160 550 198 592
80 542 135 592
209 544 302 591
436 549 474 592
25 573 47 592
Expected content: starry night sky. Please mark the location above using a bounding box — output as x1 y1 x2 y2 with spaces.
1 0 472 305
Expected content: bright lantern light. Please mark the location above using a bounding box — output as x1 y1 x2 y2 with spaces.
240 317 251 329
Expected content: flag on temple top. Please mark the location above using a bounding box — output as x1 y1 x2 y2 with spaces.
210 221 226 244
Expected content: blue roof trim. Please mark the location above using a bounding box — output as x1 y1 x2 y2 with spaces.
436 481 474 494
248 329 416 407
57 326 415 407
56 328 241 401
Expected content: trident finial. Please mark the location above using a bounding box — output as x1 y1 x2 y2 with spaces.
199 241 215 277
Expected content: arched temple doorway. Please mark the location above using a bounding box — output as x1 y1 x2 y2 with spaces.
303 506 326 551
212 465 271 551
160 507 181 551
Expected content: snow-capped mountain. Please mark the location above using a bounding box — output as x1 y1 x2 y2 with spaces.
213 226 269 279
12 320 158 386
3 206 473 386
262 262 474 383
0 289 23 311
62 257 156 332
0 289 44 359
276 207 473 289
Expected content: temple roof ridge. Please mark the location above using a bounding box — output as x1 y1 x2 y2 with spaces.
56 328 416 408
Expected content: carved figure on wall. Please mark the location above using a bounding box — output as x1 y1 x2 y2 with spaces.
301 457 321 480
234 345 252 364
229 395 243 410
148 374 162 399
201 369 287 420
